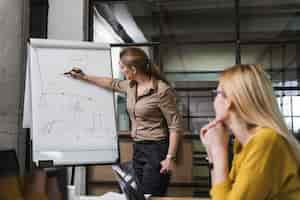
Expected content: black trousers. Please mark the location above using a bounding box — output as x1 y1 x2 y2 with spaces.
132 140 170 196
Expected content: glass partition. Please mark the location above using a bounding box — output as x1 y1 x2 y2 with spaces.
90 0 300 135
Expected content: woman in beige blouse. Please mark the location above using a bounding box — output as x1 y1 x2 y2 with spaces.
67 47 183 196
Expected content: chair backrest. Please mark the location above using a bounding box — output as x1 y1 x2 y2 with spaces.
0 149 19 177
119 161 135 178
112 164 145 200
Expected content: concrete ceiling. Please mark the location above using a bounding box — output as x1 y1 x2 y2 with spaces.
128 0 300 15
126 0 300 42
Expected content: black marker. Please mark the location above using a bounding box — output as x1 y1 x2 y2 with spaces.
63 69 83 75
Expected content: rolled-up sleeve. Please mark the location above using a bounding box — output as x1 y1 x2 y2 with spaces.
158 88 183 134
110 79 129 93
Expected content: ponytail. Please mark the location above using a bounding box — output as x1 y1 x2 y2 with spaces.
147 59 169 84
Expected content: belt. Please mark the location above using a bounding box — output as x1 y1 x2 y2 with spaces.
134 139 168 144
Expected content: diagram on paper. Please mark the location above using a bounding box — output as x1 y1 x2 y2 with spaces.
32 51 117 150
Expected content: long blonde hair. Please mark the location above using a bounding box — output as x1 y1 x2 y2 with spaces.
219 64 300 164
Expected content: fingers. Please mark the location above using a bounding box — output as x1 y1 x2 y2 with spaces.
199 129 209 148
199 119 223 146
160 160 173 174
64 67 85 79
199 124 209 145
200 127 208 136
160 160 166 173
160 166 171 174
70 71 81 78
64 67 80 74
160 161 168 174
200 119 223 135
160 167 166 174
200 121 214 134
72 67 81 71
206 119 220 129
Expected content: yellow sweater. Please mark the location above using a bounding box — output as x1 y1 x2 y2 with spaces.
210 127 300 200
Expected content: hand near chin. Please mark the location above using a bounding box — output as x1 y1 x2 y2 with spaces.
199 119 229 160
200 119 220 135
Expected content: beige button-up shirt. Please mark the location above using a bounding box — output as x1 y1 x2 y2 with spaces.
110 78 183 141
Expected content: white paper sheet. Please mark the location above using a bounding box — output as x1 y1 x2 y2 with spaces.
23 39 119 166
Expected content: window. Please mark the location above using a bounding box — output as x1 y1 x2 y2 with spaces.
90 1 300 136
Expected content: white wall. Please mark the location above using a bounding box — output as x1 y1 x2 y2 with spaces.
48 0 86 40
0 0 28 170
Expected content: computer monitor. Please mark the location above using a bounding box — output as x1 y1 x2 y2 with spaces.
112 165 145 200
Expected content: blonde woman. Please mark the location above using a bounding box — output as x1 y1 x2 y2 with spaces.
200 64 300 199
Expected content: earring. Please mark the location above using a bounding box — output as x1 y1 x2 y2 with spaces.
131 66 137 74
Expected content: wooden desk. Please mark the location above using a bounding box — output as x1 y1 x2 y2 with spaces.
151 197 210 200
80 196 210 200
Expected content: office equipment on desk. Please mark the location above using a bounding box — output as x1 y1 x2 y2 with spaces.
80 192 126 200
68 185 77 200
79 192 151 200
23 39 119 166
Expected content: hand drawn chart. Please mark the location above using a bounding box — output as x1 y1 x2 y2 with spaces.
24 39 119 165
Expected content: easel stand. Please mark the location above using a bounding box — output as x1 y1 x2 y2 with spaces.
35 159 71 200
37 160 76 185
71 166 76 185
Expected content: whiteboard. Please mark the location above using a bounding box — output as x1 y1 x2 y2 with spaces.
23 39 119 166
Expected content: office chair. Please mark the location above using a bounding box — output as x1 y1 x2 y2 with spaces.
112 163 145 200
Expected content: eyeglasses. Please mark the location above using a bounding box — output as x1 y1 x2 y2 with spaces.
118 61 126 68
211 89 226 98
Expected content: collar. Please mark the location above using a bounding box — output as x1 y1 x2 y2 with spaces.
129 77 159 97
129 80 137 88
129 77 158 92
